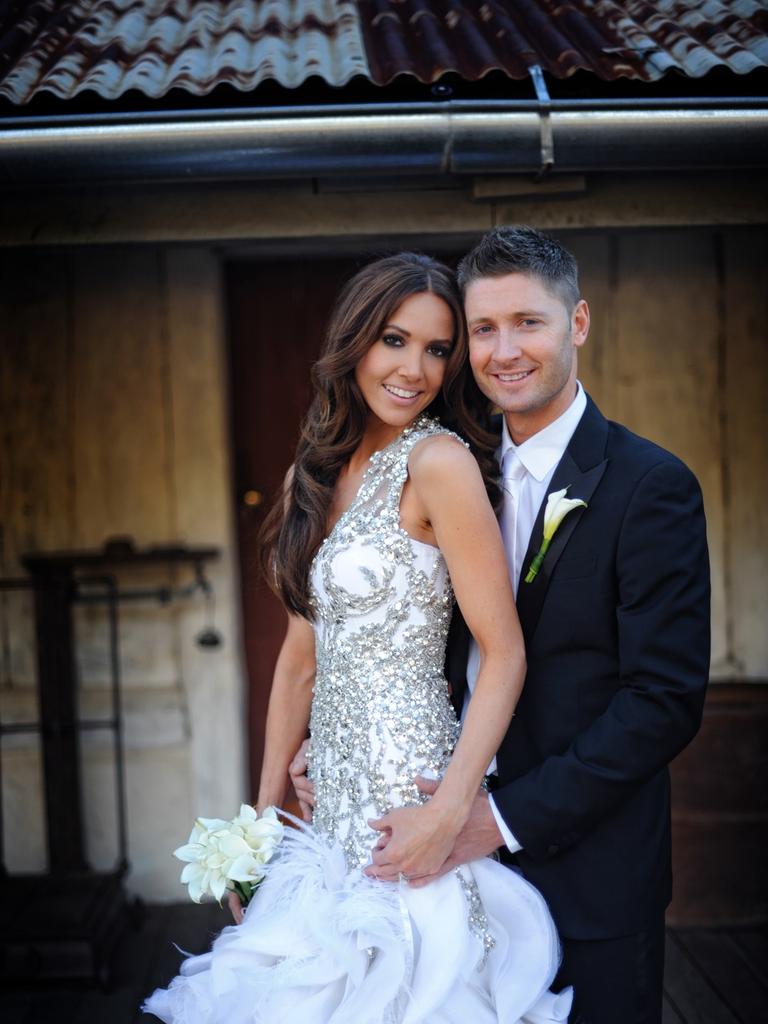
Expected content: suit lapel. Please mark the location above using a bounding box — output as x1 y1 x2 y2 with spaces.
445 607 471 714
515 397 609 643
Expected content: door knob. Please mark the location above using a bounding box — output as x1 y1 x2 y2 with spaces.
242 489 264 508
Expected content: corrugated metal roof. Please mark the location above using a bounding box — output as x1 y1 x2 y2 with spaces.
358 0 768 84
0 0 370 103
0 0 766 105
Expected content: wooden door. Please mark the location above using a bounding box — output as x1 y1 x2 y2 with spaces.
226 257 363 797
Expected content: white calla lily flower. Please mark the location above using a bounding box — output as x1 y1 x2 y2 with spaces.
173 805 284 907
228 853 266 885
542 488 588 541
525 486 588 584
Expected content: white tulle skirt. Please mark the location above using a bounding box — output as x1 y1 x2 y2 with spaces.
143 823 571 1023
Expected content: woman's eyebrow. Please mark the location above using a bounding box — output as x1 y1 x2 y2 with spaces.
383 322 452 345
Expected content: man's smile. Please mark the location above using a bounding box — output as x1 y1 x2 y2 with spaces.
493 369 535 383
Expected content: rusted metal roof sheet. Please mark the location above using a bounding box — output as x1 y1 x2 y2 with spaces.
0 0 370 103
358 0 768 84
0 1 766 105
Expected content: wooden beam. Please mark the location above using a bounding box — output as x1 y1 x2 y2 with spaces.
0 172 764 248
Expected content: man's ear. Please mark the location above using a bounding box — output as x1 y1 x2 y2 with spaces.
572 299 590 349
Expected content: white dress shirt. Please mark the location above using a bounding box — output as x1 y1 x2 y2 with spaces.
463 382 588 852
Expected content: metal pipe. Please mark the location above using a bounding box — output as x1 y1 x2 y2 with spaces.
2 95 767 129
1 105 766 185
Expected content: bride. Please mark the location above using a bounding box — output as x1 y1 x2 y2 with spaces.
143 253 572 1023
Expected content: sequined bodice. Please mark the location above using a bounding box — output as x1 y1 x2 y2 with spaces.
307 416 462 869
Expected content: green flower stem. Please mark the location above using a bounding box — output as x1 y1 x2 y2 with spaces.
233 880 253 907
524 537 552 584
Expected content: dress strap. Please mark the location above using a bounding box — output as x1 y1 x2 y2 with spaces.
372 416 467 517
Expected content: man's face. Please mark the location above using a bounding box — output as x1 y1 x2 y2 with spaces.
465 272 589 442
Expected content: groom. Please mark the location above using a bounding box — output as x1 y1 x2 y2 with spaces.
294 227 711 1024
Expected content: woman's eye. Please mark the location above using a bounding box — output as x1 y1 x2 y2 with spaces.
382 334 404 347
428 344 452 358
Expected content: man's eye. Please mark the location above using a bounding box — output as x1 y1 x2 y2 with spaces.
473 324 494 335
522 319 540 327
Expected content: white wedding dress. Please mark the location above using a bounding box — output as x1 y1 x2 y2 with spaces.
144 416 572 1024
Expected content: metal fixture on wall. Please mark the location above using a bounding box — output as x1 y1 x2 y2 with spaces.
0 538 220 983
193 561 223 650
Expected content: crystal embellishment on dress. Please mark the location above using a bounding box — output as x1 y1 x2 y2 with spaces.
308 415 461 868
456 866 497 969
306 415 494 959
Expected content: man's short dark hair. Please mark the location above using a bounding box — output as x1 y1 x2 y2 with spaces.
457 226 580 311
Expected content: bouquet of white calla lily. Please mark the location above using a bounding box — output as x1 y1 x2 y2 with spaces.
524 486 588 584
227 854 267 887
231 804 284 846
174 805 284 907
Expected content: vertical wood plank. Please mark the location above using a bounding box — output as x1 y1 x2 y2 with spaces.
164 247 246 818
0 253 74 689
723 228 768 679
0 253 74 873
0 253 75 566
70 250 171 546
567 231 614 411
163 249 230 545
70 250 179 689
612 230 728 675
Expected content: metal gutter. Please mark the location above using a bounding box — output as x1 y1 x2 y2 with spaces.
1 100 766 185
3 96 768 128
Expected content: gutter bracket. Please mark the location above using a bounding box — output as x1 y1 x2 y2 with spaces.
528 65 554 179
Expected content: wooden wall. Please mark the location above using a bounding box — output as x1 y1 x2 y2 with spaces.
0 249 247 899
570 228 767 682
567 228 768 925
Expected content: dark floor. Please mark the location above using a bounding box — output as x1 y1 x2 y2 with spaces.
2 903 766 1023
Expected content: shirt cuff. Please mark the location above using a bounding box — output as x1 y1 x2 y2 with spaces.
489 794 523 854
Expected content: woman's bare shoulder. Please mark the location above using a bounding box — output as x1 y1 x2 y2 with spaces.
407 432 480 488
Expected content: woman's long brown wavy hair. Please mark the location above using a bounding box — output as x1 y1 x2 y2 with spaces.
259 252 500 619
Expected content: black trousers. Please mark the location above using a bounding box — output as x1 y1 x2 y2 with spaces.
552 916 666 1024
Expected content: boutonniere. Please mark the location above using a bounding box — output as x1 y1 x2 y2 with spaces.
524 487 587 584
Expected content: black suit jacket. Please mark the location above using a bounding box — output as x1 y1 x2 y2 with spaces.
446 395 710 940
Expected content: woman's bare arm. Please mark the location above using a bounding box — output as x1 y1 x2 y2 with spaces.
229 612 315 924
367 435 524 880
256 612 316 810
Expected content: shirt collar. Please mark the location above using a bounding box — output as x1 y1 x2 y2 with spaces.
500 381 587 482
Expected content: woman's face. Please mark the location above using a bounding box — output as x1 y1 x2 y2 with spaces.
354 291 456 431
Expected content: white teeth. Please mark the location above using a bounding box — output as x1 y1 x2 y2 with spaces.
497 371 532 382
384 384 419 398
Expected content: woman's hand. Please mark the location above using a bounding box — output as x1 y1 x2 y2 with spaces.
289 738 315 822
364 797 464 882
404 779 505 887
227 891 244 925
